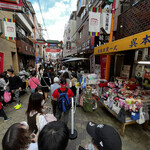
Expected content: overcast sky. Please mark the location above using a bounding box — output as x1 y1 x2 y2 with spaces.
29 0 77 41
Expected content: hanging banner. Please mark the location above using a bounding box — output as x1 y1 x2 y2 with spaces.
90 54 95 73
45 49 61 53
4 18 16 40
101 12 112 34
0 52 4 73
89 7 101 36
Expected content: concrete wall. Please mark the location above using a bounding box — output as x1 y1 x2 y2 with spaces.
0 10 19 73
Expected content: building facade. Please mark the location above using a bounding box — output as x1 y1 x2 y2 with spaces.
63 11 77 57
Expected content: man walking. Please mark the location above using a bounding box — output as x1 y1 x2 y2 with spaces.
52 78 74 124
50 77 61 115
7 69 22 110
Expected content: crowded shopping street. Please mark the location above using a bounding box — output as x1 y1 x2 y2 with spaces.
1 0 150 150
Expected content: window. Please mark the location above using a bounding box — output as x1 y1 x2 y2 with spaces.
79 30 82 39
132 0 141 6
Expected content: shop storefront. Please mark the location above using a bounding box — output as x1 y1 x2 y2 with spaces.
93 29 150 135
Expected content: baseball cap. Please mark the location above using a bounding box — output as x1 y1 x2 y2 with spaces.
86 122 122 150
54 77 60 83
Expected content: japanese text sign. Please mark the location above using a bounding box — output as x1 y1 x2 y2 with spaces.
94 30 150 55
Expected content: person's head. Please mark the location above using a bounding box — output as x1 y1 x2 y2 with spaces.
63 72 69 79
35 86 45 99
86 122 122 150
26 93 44 115
3 71 7 77
0 72 5 78
38 121 69 150
54 77 60 83
62 66 65 70
43 70 48 77
31 70 36 77
2 122 31 150
7 69 14 77
60 78 67 87
72 72 77 78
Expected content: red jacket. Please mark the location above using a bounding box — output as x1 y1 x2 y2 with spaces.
0 102 2 110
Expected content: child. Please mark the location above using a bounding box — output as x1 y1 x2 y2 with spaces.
0 101 10 122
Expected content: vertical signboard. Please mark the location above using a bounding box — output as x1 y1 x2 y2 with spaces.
90 54 95 73
100 55 107 79
0 52 4 73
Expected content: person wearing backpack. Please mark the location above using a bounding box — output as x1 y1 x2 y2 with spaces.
52 78 74 125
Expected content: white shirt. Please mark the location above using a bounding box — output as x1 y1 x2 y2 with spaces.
28 143 38 150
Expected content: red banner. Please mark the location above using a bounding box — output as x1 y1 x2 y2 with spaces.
0 0 24 12
100 55 107 79
0 52 4 73
45 49 61 53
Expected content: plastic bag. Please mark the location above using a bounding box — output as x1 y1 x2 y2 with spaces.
4 91 11 103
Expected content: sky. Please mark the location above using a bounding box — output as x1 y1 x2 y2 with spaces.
29 0 77 41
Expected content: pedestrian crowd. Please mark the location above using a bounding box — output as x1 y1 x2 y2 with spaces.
0 64 122 150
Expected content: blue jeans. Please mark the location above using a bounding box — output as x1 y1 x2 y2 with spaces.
31 89 35 93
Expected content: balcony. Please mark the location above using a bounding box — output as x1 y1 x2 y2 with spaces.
16 31 35 56
77 0 86 17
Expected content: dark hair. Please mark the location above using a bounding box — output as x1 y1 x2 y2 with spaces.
31 70 36 77
7 69 14 73
0 73 5 78
43 70 48 77
2 123 31 150
63 72 69 79
72 72 77 78
60 78 66 85
35 86 45 99
92 138 101 150
26 93 44 115
38 121 69 150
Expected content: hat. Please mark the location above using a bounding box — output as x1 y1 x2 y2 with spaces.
86 122 122 150
7 69 14 73
54 77 60 83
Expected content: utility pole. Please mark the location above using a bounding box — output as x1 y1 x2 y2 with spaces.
105 0 116 81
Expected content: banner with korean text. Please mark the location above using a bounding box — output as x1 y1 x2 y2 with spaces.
89 7 101 36
4 18 16 40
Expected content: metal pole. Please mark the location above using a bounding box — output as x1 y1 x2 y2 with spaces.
105 0 116 81
71 97 74 134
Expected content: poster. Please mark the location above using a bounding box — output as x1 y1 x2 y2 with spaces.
135 65 144 78
0 52 4 73
121 65 131 78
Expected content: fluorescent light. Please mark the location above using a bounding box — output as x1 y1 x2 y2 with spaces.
80 52 83 54
137 61 150 65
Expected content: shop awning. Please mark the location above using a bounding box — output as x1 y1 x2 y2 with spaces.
94 30 150 55
63 57 88 62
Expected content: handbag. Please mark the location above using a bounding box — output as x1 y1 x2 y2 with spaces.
131 111 140 121
31 78 41 88
117 107 126 123
112 102 121 114
3 91 11 103
136 107 145 124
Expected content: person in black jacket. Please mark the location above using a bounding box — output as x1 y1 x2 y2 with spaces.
41 70 50 100
7 69 22 110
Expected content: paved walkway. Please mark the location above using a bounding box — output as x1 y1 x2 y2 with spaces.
0 93 150 150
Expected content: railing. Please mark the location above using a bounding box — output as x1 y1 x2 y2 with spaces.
16 31 33 47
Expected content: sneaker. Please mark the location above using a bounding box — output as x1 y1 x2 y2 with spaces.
4 118 11 122
15 104 21 110
14 104 18 108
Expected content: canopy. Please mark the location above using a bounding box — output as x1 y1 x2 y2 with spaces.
63 57 88 62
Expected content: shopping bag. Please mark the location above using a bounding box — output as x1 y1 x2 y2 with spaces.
112 102 121 114
131 111 140 121
117 108 126 123
44 114 57 123
107 97 114 109
3 91 11 103
136 107 145 124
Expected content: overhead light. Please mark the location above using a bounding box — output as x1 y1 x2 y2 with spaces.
80 52 83 54
137 61 150 65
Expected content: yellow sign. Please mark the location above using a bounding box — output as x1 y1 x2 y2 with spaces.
94 30 150 55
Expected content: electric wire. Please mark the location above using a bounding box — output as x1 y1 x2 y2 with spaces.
37 0 49 39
